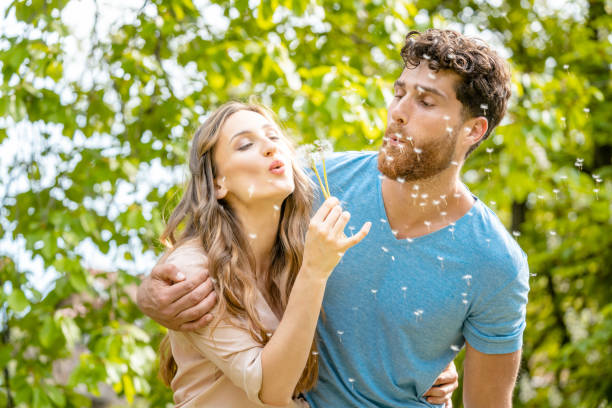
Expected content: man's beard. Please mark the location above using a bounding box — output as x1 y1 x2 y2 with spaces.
377 127 458 182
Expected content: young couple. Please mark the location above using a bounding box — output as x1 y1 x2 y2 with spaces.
137 29 529 407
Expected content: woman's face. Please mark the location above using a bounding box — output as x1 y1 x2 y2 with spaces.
213 109 295 207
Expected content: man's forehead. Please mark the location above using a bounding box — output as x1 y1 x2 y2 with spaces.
397 65 461 95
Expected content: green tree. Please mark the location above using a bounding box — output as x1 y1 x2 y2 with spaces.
1 0 610 406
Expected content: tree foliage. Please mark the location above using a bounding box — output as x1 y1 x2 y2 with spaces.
1 0 610 406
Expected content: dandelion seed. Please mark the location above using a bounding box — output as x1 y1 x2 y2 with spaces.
337 330 344 343
423 53 431 60
406 238 414 244
453 192 461 198
424 220 431 231
411 193 419 199
267 332 272 337
462 274 472 286
391 230 398 236
443 115 451 121
530 273 537 277
450 161 459 166
414 309 424 321
489 201 496 206
413 184 420 191
248 184 255 198
574 158 584 171
371 289 378 300
416 86 425 94
437 255 444 270
312 351 319 356
549 231 557 236
563 64 569 70
273 204 280 211
462 299 468 304
449 226 455 240
433 200 440 206
348 377 355 390
512 230 521 238
249 233 257 239
380 218 387 223
446 126 453 133
440 211 447 217
420 193 429 199
381 246 389 252
583 108 590 113
486 147 494 154
414 147 422 161
396 177 406 183
391 255 395 261
594 188 600 200
450 344 461 352
553 189 560 200
440 194 447 205
401 286 408 299
485 238 491 247
428 72 436 80
447 53 456 59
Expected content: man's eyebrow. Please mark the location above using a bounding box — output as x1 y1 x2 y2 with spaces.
393 80 447 99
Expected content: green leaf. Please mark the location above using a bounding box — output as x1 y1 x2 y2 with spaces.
7 288 29 312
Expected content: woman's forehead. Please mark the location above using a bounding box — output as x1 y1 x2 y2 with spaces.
221 110 274 138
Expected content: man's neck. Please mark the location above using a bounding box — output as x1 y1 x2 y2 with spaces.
381 166 474 239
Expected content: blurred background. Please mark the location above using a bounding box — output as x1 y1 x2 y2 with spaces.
0 0 610 406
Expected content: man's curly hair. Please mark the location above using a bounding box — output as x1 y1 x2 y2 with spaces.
401 29 511 157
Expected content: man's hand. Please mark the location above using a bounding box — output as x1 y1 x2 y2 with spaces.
423 361 459 407
136 262 216 331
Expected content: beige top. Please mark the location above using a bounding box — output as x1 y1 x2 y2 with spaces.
165 243 309 408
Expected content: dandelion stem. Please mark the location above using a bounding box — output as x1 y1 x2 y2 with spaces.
311 159 329 199
321 154 331 197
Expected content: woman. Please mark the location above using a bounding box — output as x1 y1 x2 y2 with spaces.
157 100 371 407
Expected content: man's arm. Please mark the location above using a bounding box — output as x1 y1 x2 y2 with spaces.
136 262 216 331
463 341 521 408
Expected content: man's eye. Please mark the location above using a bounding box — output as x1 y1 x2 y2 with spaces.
420 99 434 107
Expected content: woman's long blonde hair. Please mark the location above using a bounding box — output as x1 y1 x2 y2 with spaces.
158 101 318 395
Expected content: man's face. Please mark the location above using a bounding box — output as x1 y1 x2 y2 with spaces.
378 63 466 182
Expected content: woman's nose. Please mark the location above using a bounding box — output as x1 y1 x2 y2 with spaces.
262 139 278 157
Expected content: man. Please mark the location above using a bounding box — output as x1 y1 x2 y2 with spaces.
138 29 529 407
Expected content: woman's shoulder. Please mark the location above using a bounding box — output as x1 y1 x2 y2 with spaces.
161 238 208 273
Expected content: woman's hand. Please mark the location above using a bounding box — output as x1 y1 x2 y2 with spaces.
302 197 371 280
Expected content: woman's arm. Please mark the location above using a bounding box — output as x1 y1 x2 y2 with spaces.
259 197 370 406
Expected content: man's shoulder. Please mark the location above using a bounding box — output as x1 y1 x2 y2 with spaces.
467 200 529 276
324 150 378 177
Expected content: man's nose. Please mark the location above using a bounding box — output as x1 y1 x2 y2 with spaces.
390 97 410 125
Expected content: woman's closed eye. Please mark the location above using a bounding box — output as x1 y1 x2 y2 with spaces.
237 141 253 151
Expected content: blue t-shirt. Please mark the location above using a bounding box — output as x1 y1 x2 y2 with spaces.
304 151 530 408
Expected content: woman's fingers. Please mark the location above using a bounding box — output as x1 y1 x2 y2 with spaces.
331 211 351 237
311 197 339 224
342 221 371 249
321 204 343 230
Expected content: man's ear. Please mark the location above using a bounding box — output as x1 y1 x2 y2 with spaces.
214 176 228 200
461 116 488 149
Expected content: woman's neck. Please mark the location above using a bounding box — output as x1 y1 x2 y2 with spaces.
232 200 283 276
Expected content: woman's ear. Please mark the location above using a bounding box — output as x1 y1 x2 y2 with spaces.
214 176 228 200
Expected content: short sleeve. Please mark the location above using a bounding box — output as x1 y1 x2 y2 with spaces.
172 323 266 405
463 256 530 354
